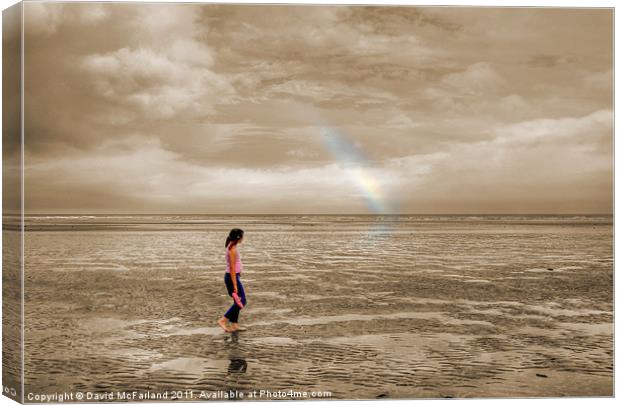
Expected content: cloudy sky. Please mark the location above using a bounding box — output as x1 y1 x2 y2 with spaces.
18 1 612 214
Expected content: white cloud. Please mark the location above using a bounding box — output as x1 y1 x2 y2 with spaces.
25 136 368 212
77 4 109 24
388 110 612 212
494 109 612 146
441 61 506 94
24 2 65 35
77 3 235 120
286 148 319 159
128 4 201 41
268 79 397 105
24 110 612 213
498 94 531 114
24 3 110 36
385 113 421 129
422 61 508 112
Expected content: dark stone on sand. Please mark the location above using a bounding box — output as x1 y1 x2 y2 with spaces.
376 393 388 398
536 373 548 378
547 268 554 271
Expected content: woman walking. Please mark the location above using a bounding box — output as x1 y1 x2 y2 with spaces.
217 228 247 333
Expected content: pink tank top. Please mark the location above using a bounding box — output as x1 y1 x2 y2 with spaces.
225 245 243 274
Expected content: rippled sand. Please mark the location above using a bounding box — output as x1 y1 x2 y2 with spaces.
21 216 613 399
2 231 22 400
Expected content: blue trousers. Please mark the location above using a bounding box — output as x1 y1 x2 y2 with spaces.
224 272 247 323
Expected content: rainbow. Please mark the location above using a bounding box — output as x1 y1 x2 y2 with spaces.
318 126 404 248
319 126 392 215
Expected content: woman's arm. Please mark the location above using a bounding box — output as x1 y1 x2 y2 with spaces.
229 246 238 293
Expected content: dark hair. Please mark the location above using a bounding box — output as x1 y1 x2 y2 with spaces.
225 228 244 248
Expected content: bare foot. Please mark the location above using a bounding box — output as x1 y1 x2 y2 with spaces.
217 317 230 332
229 323 246 332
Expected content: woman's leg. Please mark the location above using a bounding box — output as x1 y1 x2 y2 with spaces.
218 274 234 331
229 276 247 331
236 276 247 308
223 273 240 323
224 304 239 323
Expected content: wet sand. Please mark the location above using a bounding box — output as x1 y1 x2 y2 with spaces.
2 230 23 400
20 216 613 399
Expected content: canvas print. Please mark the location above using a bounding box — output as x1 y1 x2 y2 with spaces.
1 0 614 402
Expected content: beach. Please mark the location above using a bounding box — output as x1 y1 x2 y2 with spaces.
15 215 613 399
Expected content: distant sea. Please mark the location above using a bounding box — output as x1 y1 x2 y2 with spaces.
13 213 614 232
